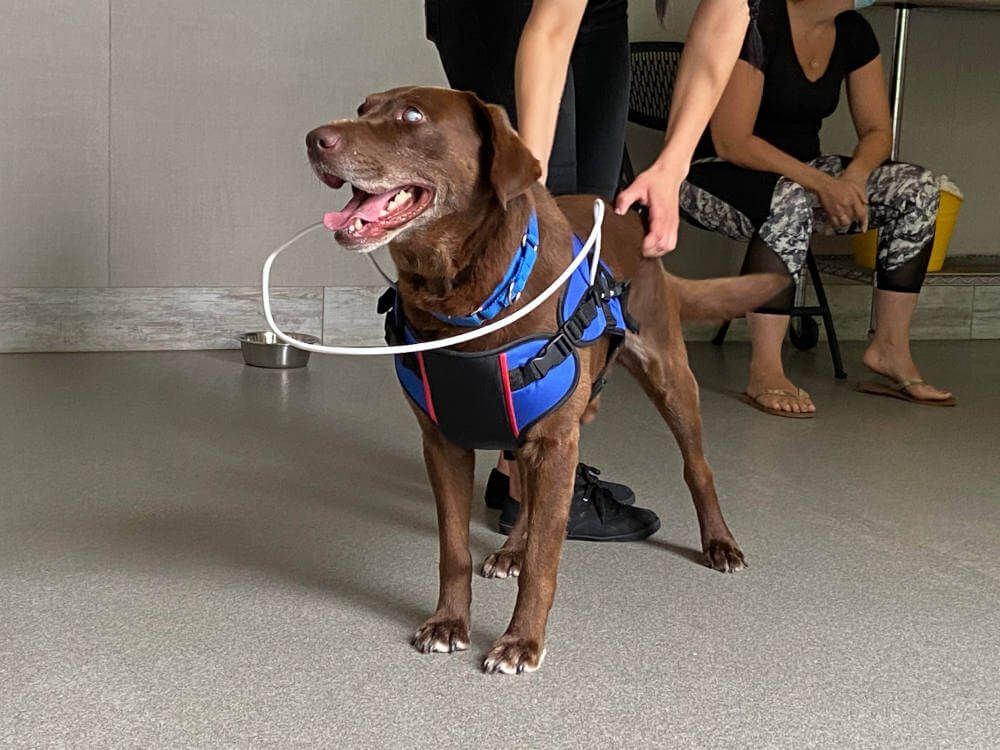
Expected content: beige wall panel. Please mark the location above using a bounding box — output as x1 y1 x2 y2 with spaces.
0 1 109 286
109 1 446 287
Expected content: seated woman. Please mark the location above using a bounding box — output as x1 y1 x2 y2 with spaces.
681 0 955 417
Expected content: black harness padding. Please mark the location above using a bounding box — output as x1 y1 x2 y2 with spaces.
381 235 638 451
418 341 522 450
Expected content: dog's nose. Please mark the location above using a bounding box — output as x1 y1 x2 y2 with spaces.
307 126 343 153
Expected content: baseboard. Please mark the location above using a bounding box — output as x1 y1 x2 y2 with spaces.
0 287 323 352
1 281 997 353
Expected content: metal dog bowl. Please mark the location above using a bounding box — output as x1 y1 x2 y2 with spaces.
238 331 319 369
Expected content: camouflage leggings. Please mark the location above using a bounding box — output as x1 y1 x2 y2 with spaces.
680 155 939 291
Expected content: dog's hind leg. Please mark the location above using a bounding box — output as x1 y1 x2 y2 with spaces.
618 269 747 573
618 337 747 573
410 417 476 654
483 425 579 674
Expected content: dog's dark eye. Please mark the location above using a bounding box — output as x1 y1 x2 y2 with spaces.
401 106 424 124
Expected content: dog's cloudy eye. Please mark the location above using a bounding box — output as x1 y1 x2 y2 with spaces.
401 106 423 124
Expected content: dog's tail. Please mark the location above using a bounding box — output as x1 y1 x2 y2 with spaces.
674 273 790 323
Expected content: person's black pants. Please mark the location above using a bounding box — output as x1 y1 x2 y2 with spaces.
425 0 629 200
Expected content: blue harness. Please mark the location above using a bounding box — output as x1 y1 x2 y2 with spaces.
431 211 540 328
380 215 636 451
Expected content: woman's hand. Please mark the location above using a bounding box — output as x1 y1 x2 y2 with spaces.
814 172 867 231
617 0 750 257
614 160 687 256
839 169 871 231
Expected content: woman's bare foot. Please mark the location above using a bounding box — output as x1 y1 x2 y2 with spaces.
745 312 815 415
745 371 816 414
862 343 952 402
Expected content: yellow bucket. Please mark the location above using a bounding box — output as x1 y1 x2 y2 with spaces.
851 188 963 273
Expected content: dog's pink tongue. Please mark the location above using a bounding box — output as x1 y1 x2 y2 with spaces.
323 189 396 231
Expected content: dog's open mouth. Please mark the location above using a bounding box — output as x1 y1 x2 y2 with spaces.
322 182 435 246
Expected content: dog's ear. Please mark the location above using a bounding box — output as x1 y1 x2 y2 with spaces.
471 96 542 208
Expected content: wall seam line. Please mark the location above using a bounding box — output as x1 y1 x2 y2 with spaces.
106 0 112 287
970 285 977 339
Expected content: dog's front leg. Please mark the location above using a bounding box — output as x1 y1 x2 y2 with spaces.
410 418 475 655
483 426 578 674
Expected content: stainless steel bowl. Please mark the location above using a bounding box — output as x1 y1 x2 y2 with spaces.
238 331 319 368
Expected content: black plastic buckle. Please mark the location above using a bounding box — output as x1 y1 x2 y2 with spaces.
565 298 598 342
516 333 574 388
596 273 613 301
606 281 627 301
563 317 585 343
551 333 574 358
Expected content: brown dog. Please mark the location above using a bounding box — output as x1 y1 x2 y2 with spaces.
306 86 786 674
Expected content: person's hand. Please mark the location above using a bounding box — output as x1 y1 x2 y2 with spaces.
814 172 867 231
614 161 686 256
839 168 870 232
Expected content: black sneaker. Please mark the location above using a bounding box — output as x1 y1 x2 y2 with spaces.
575 463 635 506
498 475 660 543
485 463 636 509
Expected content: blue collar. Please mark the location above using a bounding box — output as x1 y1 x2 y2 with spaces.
432 210 539 328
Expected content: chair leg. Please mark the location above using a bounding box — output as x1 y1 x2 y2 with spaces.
867 271 878 337
806 252 847 380
619 146 636 193
711 320 731 346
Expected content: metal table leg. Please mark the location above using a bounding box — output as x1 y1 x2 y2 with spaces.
889 5 911 161
870 3 913 336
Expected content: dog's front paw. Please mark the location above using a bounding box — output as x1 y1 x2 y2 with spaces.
411 617 470 654
480 549 523 579
704 538 748 573
482 635 545 675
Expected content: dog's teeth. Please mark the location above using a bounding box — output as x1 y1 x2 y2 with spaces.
353 218 363 232
379 209 388 217
389 190 411 211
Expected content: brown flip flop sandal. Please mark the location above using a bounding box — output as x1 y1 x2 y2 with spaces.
855 378 956 407
739 388 816 419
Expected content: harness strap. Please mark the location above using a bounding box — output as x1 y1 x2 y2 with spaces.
431 211 539 328
506 281 620 391
594 272 619 332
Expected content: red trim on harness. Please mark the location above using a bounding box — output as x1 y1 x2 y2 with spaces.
498 352 520 437
415 352 438 423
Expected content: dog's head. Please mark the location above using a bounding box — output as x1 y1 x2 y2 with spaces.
306 86 541 252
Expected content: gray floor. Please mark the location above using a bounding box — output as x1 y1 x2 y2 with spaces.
3 342 998 748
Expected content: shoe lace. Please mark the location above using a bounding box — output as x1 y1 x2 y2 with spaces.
576 462 602 484
576 463 616 523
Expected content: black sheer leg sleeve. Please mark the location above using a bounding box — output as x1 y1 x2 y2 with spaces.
876 234 934 294
869 162 939 294
741 233 795 313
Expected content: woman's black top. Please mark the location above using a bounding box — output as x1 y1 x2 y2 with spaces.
696 0 880 162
